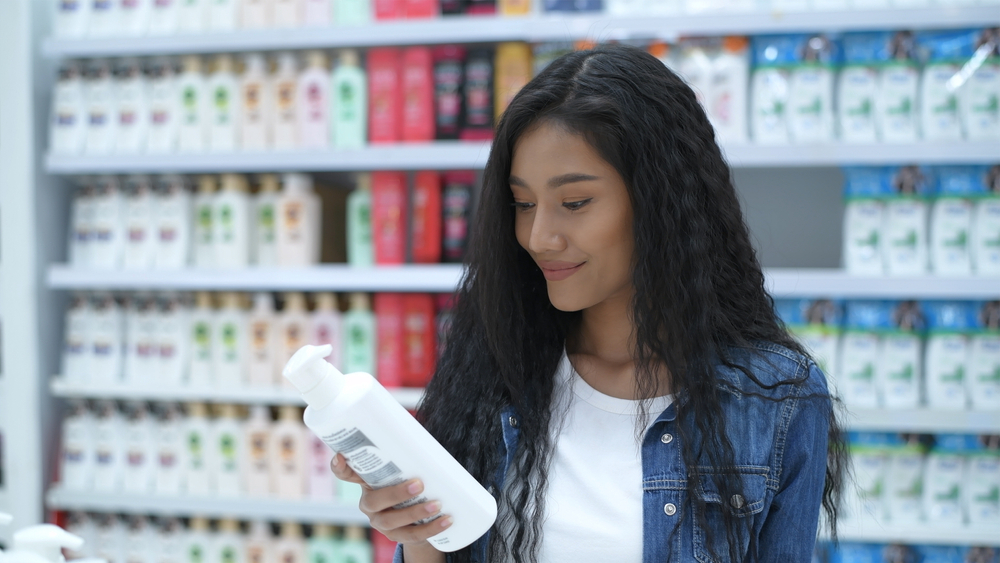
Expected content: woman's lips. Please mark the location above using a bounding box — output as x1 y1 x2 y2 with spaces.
537 261 586 281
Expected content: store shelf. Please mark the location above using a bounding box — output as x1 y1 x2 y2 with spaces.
46 486 369 523
46 264 465 292
41 7 1000 58
765 269 1000 299
846 408 1000 434
834 518 1000 547
49 378 424 410
44 141 1000 175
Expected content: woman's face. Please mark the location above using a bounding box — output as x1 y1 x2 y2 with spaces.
510 122 635 313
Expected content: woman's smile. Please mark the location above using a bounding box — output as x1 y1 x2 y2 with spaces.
537 260 587 281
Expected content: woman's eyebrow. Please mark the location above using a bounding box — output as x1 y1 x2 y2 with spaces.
508 173 600 189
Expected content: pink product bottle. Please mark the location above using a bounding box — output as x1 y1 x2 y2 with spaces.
297 51 331 149
374 293 405 388
401 47 435 142
433 45 465 140
371 171 408 264
402 293 436 388
375 0 406 19
405 0 439 18
368 48 401 144
307 434 336 499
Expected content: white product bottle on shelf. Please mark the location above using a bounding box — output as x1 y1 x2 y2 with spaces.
277 173 321 267
91 400 124 493
176 0 208 33
962 40 1000 141
208 0 239 29
113 58 149 154
930 168 974 276
148 0 180 35
842 172 886 275
122 401 156 494
973 169 1000 275
89 176 125 269
750 37 792 145
968 301 1000 411
877 302 922 409
69 184 96 268
182 517 212 563
248 292 278 387
876 33 920 143
50 62 87 155
246 521 274 563
240 53 272 151
925 302 971 410
883 167 929 276
708 37 749 145
312 292 343 369
87 0 120 37
837 35 878 143
146 57 180 153
303 0 331 24
253 174 280 266
839 304 881 409
213 403 245 496
677 41 712 114
965 440 1000 527
213 173 251 268
54 0 92 38
118 0 152 35
177 55 209 153
153 175 193 269
122 175 156 270
92 512 124 562
885 438 926 525
347 174 374 267
214 519 245 563
184 402 213 495
272 52 300 150
154 403 186 495
193 175 218 268
61 399 94 491
273 522 307 563
83 59 117 155
214 291 248 387
343 292 376 376
271 405 307 499
331 49 368 149
788 36 836 144
157 517 186 563
63 511 94 560
297 50 331 149
63 293 93 384
923 435 969 527
244 405 273 497
90 293 124 385
307 433 336 499
208 54 241 152
241 0 272 28
920 35 965 142
189 291 216 387
283 344 499 551
278 292 312 372
123 293 160 385
123 515 154 563
273 0 303 27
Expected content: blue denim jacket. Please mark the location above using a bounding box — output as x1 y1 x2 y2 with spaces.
394 341 831 563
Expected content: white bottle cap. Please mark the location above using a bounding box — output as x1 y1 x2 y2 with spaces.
12 524 85 561
283 344 344 409
282 173 313 193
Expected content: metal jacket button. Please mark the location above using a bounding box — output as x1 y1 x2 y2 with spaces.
508 416 518 428
730 495 745 509
663 503 677 516
660 433 673 444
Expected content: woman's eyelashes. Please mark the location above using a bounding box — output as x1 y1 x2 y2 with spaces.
562 198 592 211
511 201 535 212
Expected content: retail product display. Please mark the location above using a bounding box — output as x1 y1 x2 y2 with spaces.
843 164 1000 276
283 343 498 551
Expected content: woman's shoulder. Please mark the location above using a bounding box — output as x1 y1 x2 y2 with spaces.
714 340 829 399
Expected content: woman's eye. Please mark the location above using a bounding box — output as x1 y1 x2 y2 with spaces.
563 199 592 211
511 201 535 212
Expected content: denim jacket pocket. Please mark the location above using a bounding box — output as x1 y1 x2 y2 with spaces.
692 467 769 563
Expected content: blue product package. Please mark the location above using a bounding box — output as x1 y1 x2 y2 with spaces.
752 34 802 68
878 545 920 563
962 546 1000 563
845 300 893 331
915 29 979 64
542 0 602 11
923 300 977 332
843 167 891 200
829 542 884 563
918 545 967 563
842 31 893 65
937 165 985 197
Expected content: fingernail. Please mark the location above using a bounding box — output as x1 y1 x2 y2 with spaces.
439 516 453 529
332 455 341 468
408 481 423 495
425 502 441 514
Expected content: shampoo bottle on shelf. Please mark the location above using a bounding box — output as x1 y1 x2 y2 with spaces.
121 175 156 270
176 0 208 33
246 521 275 563
146 57 180 153
208 0 239 29
375 293 405 388
883 166 929 276
214 291 248 387
341 526 374 562
92 512 125 562
312 292 343 369
368 47 402 143
273 0 303 26
331 49 368 149
972 166 1000 276
83 59 117 155
177 55 209 153
283 344 499 552
182 517 212 563
157 292 191 385
709 37 750 145
968 300 1000 411
69 184 95 268
308 432 337 499
153 402 186 495
838 32 879 143
113 58 149 154
90 176 126 269
924 301 972 410
241 53 272 151
123 293 160 385
274 522 307 563
462 48 495 141
213 403 245 496
273 52 300 150
183 402 213 495
158 517 187 563
121 401 155 494
965 438 1000 527
337 0 373 25
153 175 193 270
271 405 307 499
63 512 93 560
213 173 252 268
919 31 969 142
254 174 281 266
61 399 94 491
442 171 474 263
749 36 793 145
884 436 926 524
63 293 93 385
375 0 405 19
278 292 312 371
248 292 278 387
923 434 971 527
402 46 435 142
494 42 531 120
189 291 216 387
930 166 975 276
347 173 375 267
962 29 1000 141
303 0 332 24
372 171 407 264
298 50 332 149
433 45 465 140
839 302 881 409
877 31 920 143
54 0 91 38
411 171 442 264
147 0 180 35
307 524 338 563
50 61 87 155
214 519 245 563
118 0 152 35
123 515 154 563
241 0 272 28
877 301 922 409
244 405 273 497
193 175 218 268
277 173 322 267
208 54 241 152
90 292 125 385
403 293 437 388
344 292 377 376
787 34 836 144
87 0 119 37
92 400 124 493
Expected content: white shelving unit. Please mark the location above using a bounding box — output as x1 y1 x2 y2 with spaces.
45 141 1000 174
834 519 1000 547
39 7 1000 58
846 408 1000 434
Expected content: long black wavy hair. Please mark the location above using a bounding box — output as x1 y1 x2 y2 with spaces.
417 43 846 562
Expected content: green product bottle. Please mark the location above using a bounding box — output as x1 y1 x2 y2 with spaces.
346 174 374 267
342 292 376 377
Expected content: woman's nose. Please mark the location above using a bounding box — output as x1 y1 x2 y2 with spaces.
528 207 567 255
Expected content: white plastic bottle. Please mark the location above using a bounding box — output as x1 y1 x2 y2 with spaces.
63 293 93 384
148 0 180 35
877 310 922 409
838 35 879 143
177 55 209 153
839 316 880 408
122 175 156 270
885 438 926 524
966 442 1000 527
708 37 749 145
154 402 186 495
63 511 94 560
930 169 974 276
271 405 307 499
214 292 248 388
302 0 331 24
91 400 124 492
925 302 971 410
208 0 239 30
118 0 152 36
922 435 968 527
248 292 278 387
157 293 190 385
61 399 95 491
245 521 275 563
83 59 118 155
176 0 208 33
883 168 929 276
146 57 180 154
920 41 964 142
244 405 273 497
213 173 252 268
241 0 273 28
283 344 498 551
122 401 156 494
750 38 792 145
968 301 1000 411
123 515 154 563
92 512 125 562
273 522 307 563
962 46 1000 141
877 33 920 143
253 174 280 266
973 169 1000 276
297 51 331 148
193 175 218 268
788 35 835 144
184 402 214 495
69 184 96 268
277 173 321 267
273 0 303 27
90 292 125 385
208 54 241 152
278 292 312 371
153 175 193 269
87 0 120 37
677 41 712 114
182 517 212 563
331 49 368 149
312 292 343 369
113 58 149 154
189 291 216 388
50 62 87 155
213 403 245 496
54 0 92 38
89 176 126 270
123 293 160 386
158 517 187 563
272 52 300 150
347 173 374 267
240 53 273 151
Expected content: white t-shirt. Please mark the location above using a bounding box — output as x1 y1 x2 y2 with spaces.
537 352 674 562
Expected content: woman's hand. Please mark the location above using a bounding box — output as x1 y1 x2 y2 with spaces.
330 453 453 552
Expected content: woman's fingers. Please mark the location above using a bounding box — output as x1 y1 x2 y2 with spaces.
369 499 442 531
381 514 454 545
329 453 365 486
359 478 424 514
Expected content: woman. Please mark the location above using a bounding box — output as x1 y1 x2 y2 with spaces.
332 43 846 562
